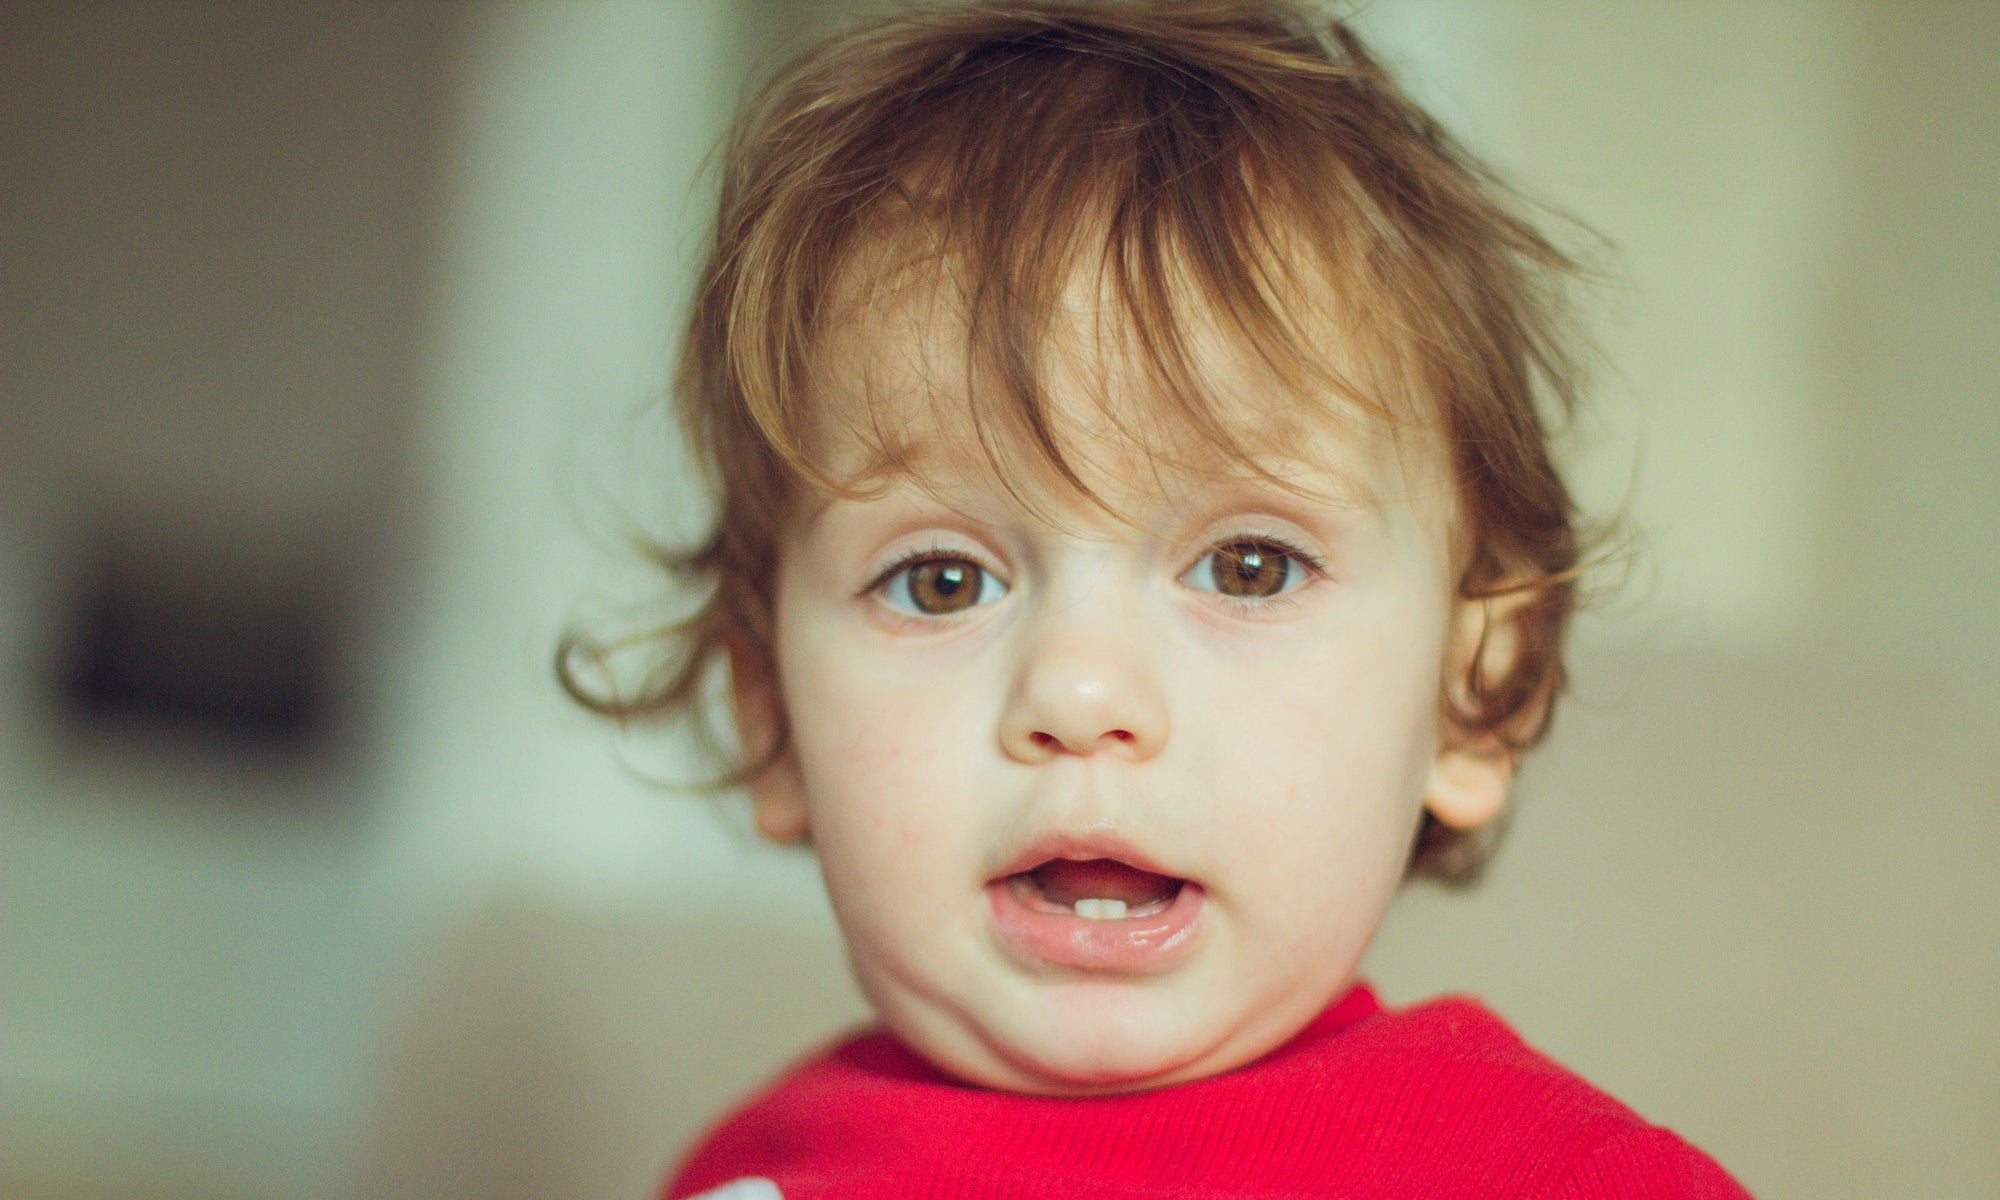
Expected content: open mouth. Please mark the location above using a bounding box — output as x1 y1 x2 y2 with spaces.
987 852 1204 971
1006 857 1186 921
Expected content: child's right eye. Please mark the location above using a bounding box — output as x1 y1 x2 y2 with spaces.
875 555 1008 617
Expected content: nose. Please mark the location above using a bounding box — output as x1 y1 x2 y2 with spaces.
998 609 1169 764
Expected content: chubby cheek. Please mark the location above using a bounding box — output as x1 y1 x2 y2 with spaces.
786 642 970 808
776 613 990 922
1185 607 1443 916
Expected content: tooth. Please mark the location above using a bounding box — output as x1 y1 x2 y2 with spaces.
1073 898 1126 920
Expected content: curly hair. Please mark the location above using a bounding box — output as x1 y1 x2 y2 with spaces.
561 0 1595 883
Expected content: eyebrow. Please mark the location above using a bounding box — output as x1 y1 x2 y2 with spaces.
790 447 1397 551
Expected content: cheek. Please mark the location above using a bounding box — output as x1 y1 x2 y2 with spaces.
776 617 989 854
773 631 1007 1008
1207 612 1442 772
1181 607 1447 865
787 644 959 777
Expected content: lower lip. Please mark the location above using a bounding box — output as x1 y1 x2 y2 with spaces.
986 878 1205 972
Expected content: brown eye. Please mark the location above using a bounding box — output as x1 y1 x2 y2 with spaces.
883 556 1004 616
1200 540 1303 600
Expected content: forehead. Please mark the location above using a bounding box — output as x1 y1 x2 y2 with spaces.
798 234 1456 525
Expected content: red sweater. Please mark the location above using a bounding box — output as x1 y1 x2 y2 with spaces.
668 985 1751 1199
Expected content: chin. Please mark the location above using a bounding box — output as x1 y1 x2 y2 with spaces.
974 1005 1230 1097
984 976 1344 1096
1031 1059 1193 1096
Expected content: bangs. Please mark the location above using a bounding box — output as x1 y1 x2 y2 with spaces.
708 4 1444 514
797 221 1402 522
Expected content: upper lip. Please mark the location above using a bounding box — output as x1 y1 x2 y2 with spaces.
990 829 1185 884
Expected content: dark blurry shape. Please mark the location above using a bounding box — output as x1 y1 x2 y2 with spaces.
55 525 337 752
3 0 458 763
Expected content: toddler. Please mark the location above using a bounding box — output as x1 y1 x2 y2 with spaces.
566 2 1753 1196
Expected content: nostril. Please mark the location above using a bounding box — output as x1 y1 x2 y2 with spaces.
1023 728 1138 753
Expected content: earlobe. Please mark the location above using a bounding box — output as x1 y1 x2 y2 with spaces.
1423 740 1512 831
729 641 810 845
751 776 810 843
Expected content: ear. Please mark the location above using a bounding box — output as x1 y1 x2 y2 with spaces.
1423 737 1513 831
728 640 809 844
1422 595 1522 832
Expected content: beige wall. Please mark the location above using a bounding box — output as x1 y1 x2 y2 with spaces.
1366 5 2000 1195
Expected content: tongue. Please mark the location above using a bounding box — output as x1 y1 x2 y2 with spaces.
1029 858 1180 907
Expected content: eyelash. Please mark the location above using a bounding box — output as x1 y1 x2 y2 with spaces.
863 543 980 591
1186 533 1327 613
860 542 1007 621
857 532 1327 618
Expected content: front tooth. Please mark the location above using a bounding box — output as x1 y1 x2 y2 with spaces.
1073 898 1127 920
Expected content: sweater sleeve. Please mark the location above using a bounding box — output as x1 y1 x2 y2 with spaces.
1553 1125 1754 1200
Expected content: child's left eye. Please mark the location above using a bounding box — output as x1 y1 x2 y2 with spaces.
875 555 1008 617
1180 538 1317 601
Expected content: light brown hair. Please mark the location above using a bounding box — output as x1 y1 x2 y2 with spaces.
562 0 1595 881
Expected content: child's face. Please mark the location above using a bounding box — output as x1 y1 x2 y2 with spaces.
735 295 1511 1096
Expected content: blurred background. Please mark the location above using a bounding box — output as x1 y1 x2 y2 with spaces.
1 2 1993 1198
